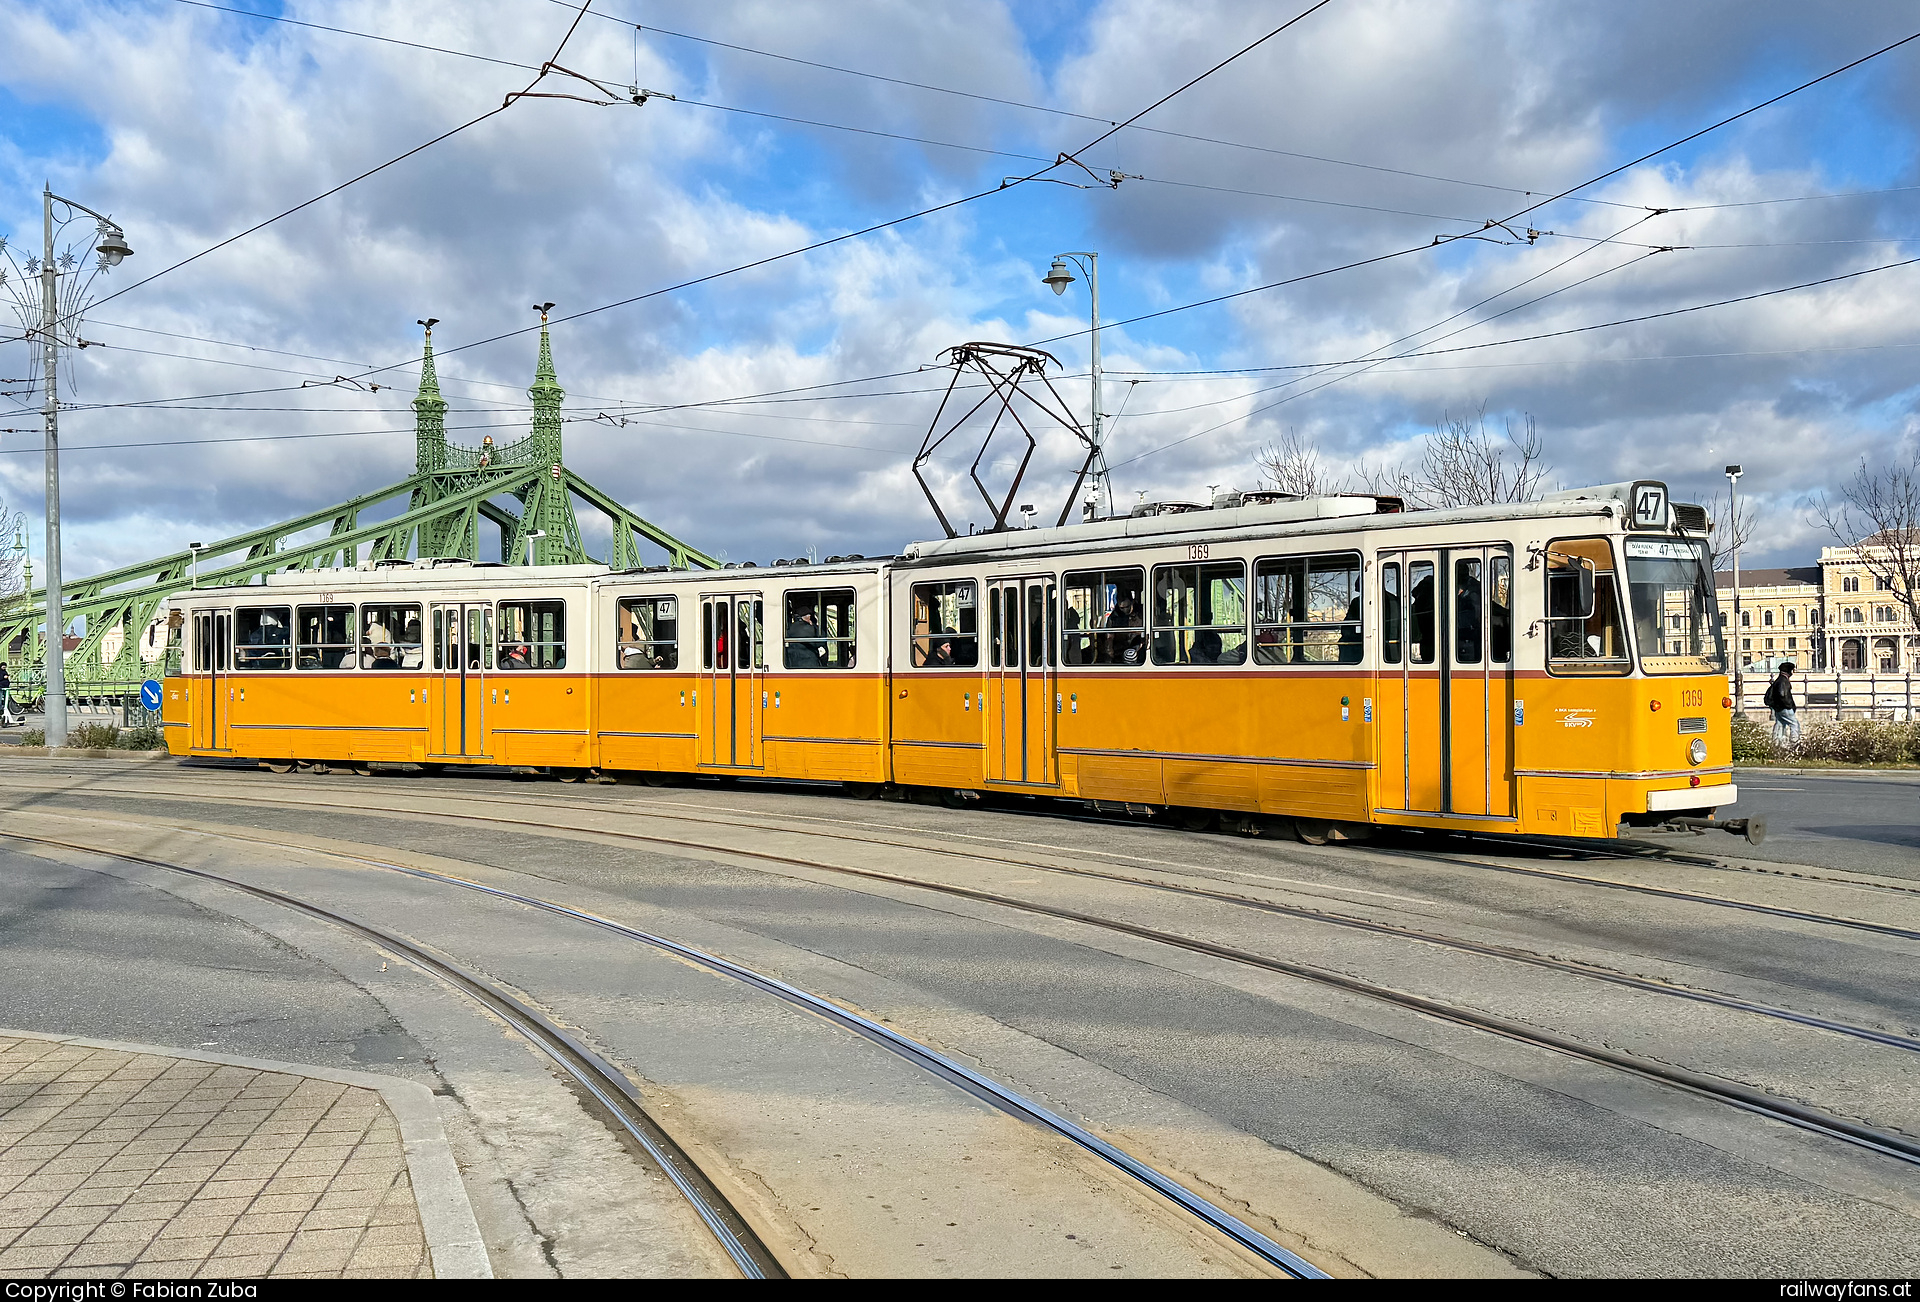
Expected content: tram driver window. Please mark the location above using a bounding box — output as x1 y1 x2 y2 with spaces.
618 596 679 670
784 589 856 669
234 606 292 671
360 604 422 670
296 605 356 671
1253 553 1361 665
1546 540 1630 675
497 600 566 670
1062 568 1145 666
1152 562 1247 665
910 582 977 667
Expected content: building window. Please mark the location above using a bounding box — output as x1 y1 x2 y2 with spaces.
1842 574 1860 593
1787 637 1797 650
1741 637 1751 650
1717 612 1727 628
1877 575 1894 591
1764 638 1774 651
1875 604 1894 623
1740 610 1751 627
1786 609 1796 627
1762 609 1774 627
1809 608 1820 625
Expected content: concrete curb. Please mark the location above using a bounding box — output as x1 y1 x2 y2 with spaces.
0 747 171 759
0 1027 492 1279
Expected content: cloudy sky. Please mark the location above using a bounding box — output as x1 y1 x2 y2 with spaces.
4 0 1919 577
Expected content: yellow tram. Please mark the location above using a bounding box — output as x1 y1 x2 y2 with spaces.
163 479 1742 841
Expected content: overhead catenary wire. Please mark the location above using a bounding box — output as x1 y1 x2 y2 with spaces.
74 3 600 323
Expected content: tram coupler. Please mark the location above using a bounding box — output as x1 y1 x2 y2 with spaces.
1663 815 1767 845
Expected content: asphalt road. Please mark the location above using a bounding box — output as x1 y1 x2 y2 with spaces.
1629 769 1920 879
1 760 1915 1277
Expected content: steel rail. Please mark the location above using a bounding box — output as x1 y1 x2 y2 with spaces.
0 829 786 1281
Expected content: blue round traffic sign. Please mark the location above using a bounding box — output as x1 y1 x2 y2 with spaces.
140 680 163 711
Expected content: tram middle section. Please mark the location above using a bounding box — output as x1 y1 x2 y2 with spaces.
163 480 1739 842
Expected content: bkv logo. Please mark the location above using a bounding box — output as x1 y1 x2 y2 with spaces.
1556 708 1597 729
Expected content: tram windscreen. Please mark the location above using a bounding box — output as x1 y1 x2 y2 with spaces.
1625 537 1726 675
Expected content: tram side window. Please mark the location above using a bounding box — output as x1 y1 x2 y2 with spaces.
192 613 212 672
295 605 356 671
618 596 679 670
1152 562 1247 666
234 606 292 671
1454 559 1482 665
910 581 977 668
1381 563 1401 664
1408 562 1435 665
1546 539 1630 675
360 603 422 670
1253 553 1362 665
1062 568 1145 666
784 589 856 669
497 600 566 670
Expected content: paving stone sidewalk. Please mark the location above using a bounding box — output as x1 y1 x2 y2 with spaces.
0 1035 432 1278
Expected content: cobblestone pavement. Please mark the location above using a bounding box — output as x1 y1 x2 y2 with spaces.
0 1035 431 1278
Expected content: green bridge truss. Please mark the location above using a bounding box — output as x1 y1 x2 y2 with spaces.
1 322 717 695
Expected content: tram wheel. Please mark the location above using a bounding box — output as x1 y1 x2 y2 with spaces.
264 760 294 775
1174 807 1214 832
1294 819 1333 846
555 768 585 783
352 762 374 777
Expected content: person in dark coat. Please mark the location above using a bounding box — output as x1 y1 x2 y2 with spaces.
0 662 14 727
1764 661 1800 745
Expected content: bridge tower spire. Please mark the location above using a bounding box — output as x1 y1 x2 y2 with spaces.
413 318 447 474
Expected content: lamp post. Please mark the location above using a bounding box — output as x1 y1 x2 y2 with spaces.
1726 463 1743 709
1041 252 1110 517
13 186 133 749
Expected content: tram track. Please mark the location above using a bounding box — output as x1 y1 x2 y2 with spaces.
8 783 1918 1173
0 822 1327 1280
7 771 1918 1062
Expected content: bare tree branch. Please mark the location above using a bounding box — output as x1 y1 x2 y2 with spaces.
1813 447 1920 632
1253 427 1345 496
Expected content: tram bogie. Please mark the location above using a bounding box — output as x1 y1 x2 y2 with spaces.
162 480 1740 841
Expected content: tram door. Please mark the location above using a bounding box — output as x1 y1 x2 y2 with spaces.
986 578 1056 785
190 609 231 751
1446 547 1515 817
431 603 490 758
1379 547 1513 816
698 594 762 768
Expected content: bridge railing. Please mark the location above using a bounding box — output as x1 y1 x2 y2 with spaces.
1733 671 1918 722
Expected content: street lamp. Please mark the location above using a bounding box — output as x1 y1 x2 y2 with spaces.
1040 251 1110 517
1725 464 1743 707
1 187 134 750
188 543 203 589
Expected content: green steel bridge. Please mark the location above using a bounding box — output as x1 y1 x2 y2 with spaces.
0 322 716 702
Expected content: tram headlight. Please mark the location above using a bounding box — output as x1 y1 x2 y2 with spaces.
1688 737 1708 766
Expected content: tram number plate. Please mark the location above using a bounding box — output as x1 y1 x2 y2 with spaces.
1681 689 1703 708
1187 543 1211 560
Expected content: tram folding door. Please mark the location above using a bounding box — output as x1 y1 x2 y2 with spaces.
698 594 762 769
1379 546 1515 817
190 610 231 751
431 603 490 759
986 578 1057 786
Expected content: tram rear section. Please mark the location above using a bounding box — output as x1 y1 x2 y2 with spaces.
162 478 1747 843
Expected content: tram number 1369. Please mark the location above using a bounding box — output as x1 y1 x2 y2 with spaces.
1187 543 1211 560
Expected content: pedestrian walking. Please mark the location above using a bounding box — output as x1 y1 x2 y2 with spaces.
1764 660 1801 745
0 662 15 728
